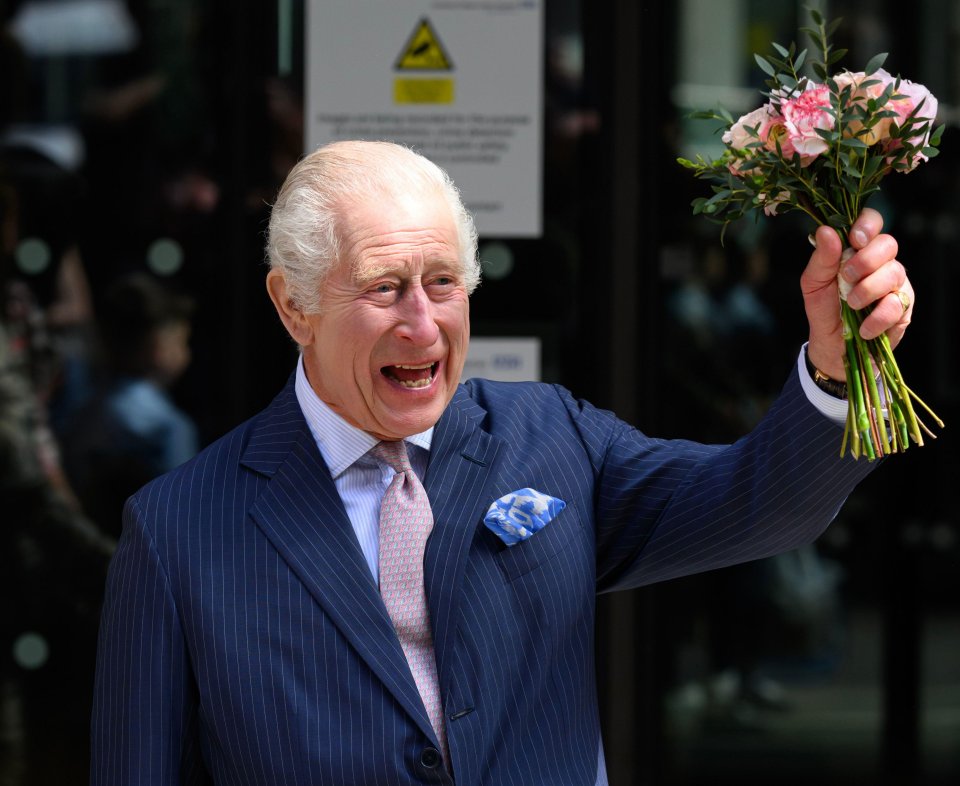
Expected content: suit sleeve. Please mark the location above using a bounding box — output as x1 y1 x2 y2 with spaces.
563 366 877 592
91 496 210 786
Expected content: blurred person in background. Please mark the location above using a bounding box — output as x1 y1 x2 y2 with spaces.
63 272 198 538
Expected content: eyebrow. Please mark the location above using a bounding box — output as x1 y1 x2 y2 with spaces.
351 255 464 286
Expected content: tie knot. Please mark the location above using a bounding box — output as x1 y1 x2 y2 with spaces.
371 440 413 475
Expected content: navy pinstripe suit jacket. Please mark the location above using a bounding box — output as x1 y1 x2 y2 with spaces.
91 367 874 785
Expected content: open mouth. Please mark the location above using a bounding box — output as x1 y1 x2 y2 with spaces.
381 362 439 389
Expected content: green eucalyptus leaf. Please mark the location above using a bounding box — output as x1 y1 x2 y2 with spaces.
828 48 849 65
754 54 776 76
862 156 882 178
864 52 888 74
794 49 807 70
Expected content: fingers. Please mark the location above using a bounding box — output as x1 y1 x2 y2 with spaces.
848 207 884 249
859 281 913 343
802 211 888 292
842 250 904 310
841 225 911 347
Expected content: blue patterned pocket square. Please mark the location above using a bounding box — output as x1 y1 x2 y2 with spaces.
483 488 566 547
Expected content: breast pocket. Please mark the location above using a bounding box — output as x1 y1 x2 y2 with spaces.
494 502 585 582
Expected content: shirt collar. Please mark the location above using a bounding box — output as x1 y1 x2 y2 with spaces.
294 355 433 478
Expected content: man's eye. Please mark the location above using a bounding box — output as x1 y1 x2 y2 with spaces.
374 283 394 294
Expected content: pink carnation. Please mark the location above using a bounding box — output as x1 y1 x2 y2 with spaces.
781 83 834 159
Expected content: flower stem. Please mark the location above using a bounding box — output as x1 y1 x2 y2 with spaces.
835 283 943 459
841 304 876 459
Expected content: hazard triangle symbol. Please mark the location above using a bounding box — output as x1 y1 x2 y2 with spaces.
395 17 453 71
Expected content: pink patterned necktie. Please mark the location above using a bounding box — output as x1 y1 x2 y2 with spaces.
372 440 447 760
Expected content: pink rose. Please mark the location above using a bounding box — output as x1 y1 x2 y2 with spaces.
834 70 891 144
722 105 777 173
885 73 938 170
834 69 938 169
761 116 801 159
781 83 834 159
722 105 774 151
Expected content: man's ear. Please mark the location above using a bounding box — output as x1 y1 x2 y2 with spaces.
266 269 314 346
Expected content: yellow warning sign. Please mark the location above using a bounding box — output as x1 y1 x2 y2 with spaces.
394 18 453 71
394 78 455 104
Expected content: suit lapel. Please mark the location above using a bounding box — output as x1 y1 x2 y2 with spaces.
423 387 504 696
241 379 437 743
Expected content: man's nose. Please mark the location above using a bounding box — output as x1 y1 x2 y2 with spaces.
395 285 440 345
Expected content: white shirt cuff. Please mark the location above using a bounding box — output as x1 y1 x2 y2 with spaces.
797 343 848 425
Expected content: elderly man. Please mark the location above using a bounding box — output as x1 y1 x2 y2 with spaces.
92 140 913 785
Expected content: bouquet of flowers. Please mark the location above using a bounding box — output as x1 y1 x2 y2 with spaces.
679 9 944 461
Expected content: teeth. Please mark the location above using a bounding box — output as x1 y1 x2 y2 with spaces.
384 362 436 389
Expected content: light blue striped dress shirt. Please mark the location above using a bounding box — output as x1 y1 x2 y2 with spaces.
294 356 433 585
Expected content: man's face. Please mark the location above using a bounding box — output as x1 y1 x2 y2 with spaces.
299 189 470 440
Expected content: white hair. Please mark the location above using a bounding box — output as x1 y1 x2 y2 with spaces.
266 140 480 314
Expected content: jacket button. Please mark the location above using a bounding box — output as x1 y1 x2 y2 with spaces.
420 747 442 769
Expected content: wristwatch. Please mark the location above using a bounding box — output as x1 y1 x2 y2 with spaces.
804 349 848 399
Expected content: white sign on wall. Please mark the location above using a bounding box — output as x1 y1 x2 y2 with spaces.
306 0 543 237
462 337 541 383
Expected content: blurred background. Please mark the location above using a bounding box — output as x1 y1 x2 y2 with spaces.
0 0 957 784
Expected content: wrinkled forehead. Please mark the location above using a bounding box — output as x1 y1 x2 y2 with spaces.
334 187 463 276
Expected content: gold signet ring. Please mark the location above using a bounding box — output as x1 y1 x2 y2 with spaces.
896 289 911 316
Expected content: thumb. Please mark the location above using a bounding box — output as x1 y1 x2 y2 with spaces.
801 225 843 296
802 225 847 377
